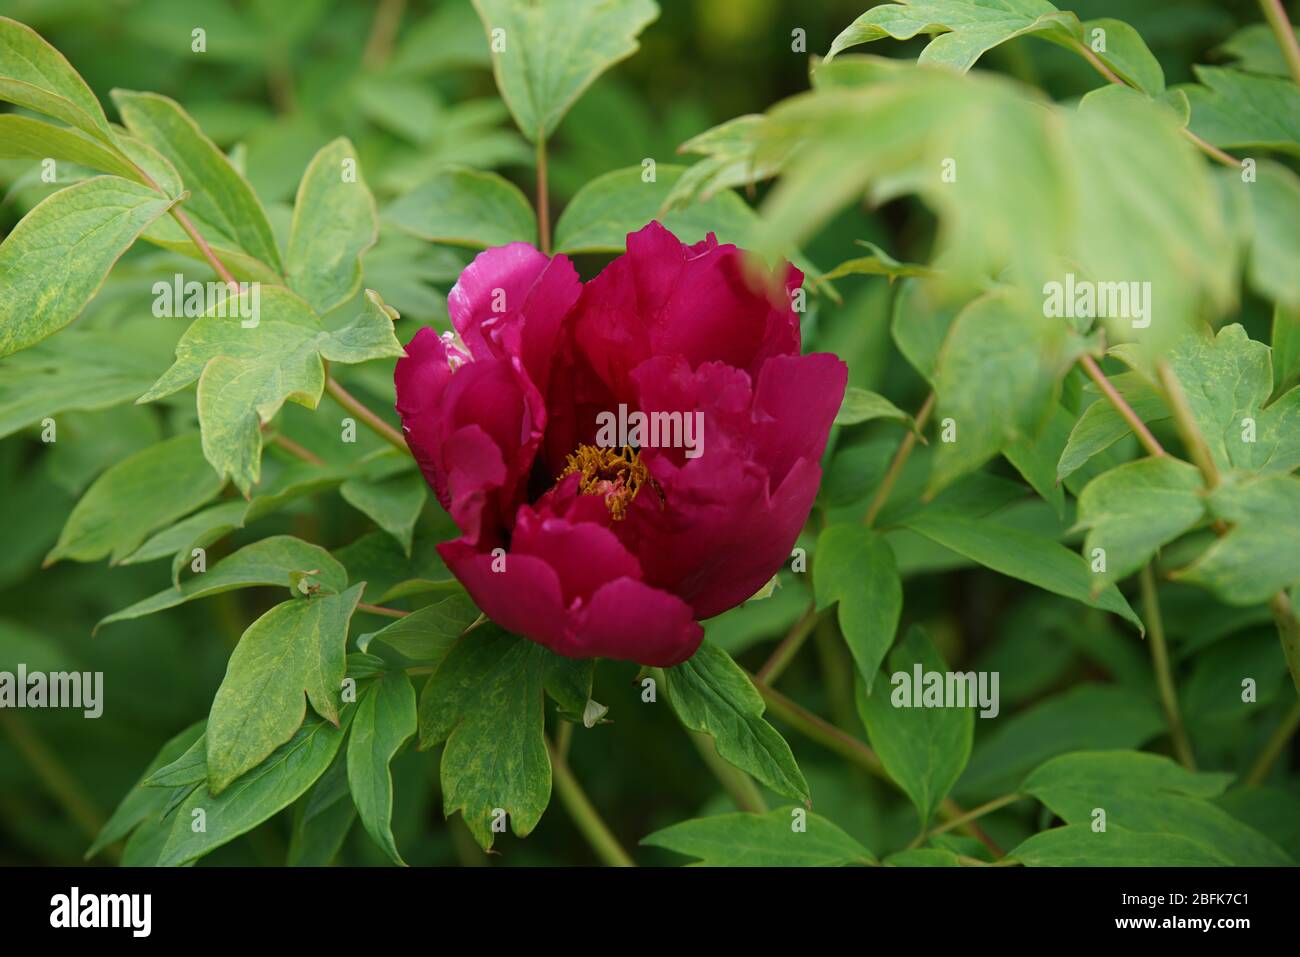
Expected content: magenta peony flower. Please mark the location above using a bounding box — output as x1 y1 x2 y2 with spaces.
394 222 846 666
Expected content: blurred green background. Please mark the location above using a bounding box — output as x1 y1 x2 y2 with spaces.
0 0 1290 866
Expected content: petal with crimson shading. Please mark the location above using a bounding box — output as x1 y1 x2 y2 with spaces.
574 577 703 667
438 542 572 653
447 242 580 393
394 326 458 504
511 505 642 605
750 352 847 487
571 222 801 401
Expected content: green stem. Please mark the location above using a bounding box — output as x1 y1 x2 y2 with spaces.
1246 698 1300 786
1258 0 1300 85
323 372 412 455
755 601 821 685
1139 565 1196 770
928 793 1020 838
536 135 551 255
864 392 934 526
1072 39 1240 168
1079 355 1165 458
270 432 324 466
357 602 409 619
545 737 635 866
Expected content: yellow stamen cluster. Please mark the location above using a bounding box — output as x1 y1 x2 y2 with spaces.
559 444 661 520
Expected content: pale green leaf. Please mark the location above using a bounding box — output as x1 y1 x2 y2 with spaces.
112 89 283 274
286 137 377 314
0 176 174 358
385 165 536 248
473 0 659 141
0 16 115 140
97 535 348 631
826 0 1079 73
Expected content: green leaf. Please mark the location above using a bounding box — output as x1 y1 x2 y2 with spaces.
0 16 115 141
1275 305 1300 393
855 625 972 827
757 59 1232 350
385 166 536 248
0 176 174 358
1056 372 1168 480
347 670 417 865
833 387 912 428
1217 22 1300 78
473 0 659 141
1080 19 1164 95
285 137 377 314
1241 161 1300 309
813 524 901 692
158 711 352 866
1173 473 1300 605
662 640 809 803
899 512 1143 631
85 721 205 859
357 591 481 663
1073 457 1206 589
117 500 249 568
1163 324 1300 476
205 583 364 793
0 114 142 182
819 240 933 284
287 750 356 866
1010 824 1230 866
46 433 224 565
418 626 560 850
97 534 348 631
111 89 283 276
665 115 784 209
930 291 1081 493
340 472 427 555
554 165 763 255
1182 66 1300 156
0 320 177 440
642 807 874 866
1021 750 1292 866
957 685 1164 799
139 286 403 494
884 848 962 867
1002 403 1071 518
144 733 209 789
826 0 1079 73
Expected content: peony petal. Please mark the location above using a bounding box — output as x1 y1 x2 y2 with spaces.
574 577 703 666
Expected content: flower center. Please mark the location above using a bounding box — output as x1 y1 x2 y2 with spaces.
559 444 661 521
